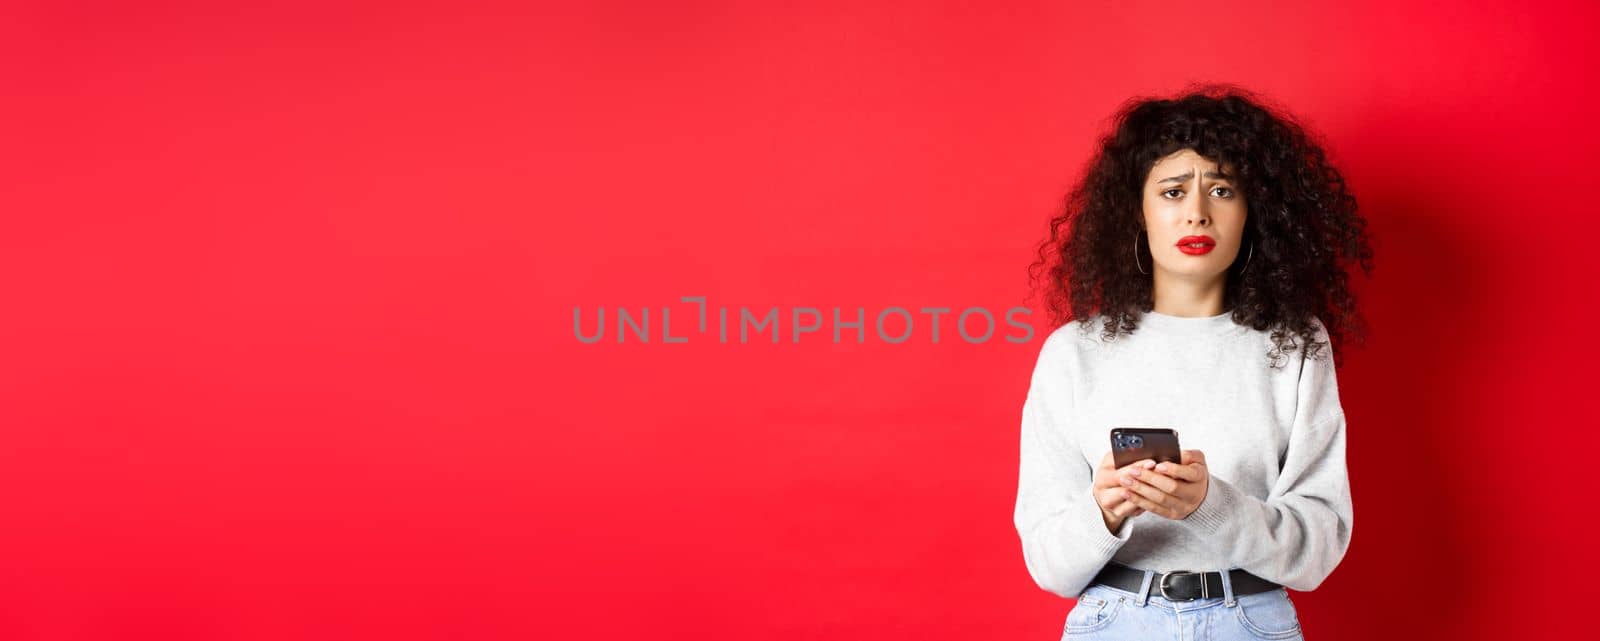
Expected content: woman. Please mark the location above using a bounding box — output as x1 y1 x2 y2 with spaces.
1013 86 1373 640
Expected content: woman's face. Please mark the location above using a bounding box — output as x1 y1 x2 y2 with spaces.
1140 148 1248 282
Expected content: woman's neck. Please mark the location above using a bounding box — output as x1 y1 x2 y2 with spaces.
1150 273 1228 318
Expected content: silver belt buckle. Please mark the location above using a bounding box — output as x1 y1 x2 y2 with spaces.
1158 570 1205 601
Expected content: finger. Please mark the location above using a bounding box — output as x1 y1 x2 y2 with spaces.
1119 477 1172 508
1094 466 1119 489
1111 500 1141 518
1123 490 1177 519
1110 491 1145 518
1180 449 1206 466
1097 486 1144 517
1124 467 1180 494
1116 458 1155 474
1100 451 1123 474
1153 461 1202 482
1095 486 1120 508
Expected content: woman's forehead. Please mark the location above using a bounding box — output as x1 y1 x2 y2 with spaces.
1148 149 1236 177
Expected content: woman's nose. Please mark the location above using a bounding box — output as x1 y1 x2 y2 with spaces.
1184 189 1210 224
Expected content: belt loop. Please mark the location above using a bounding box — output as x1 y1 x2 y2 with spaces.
1136 569 1155 607
1220 568 1236 607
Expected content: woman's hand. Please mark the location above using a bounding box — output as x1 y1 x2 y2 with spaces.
1092 451 1148 533
1115 449 1210 520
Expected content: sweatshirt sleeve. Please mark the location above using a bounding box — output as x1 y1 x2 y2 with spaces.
1179 323 1355 591
1012 330 1134 599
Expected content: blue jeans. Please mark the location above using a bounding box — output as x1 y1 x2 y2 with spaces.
1063 569 1304 640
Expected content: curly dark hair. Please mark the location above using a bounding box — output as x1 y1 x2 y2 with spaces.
1027 84 1375 368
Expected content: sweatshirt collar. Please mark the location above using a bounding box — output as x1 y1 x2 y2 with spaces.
1139 307 1242 335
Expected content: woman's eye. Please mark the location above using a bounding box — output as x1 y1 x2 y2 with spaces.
1211 187 1234 198
1162 188 1183 199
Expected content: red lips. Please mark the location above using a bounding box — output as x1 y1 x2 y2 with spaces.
1175 235 1216 255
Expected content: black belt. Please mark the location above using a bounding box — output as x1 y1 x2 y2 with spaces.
1090 562 1281 601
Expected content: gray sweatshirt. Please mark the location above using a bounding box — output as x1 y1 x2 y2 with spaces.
1012 309 1354 598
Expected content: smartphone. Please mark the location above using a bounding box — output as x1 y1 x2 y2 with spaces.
1110 427 1182 469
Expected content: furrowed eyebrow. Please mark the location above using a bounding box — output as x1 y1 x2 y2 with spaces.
1157 170 1233 184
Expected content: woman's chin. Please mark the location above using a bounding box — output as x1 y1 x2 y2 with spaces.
1155 264 1231 282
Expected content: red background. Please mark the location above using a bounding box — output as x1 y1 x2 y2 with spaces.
4 1 1597 639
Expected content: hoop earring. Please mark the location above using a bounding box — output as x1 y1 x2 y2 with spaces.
1133 229 1149 275
1236 241 1254 275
